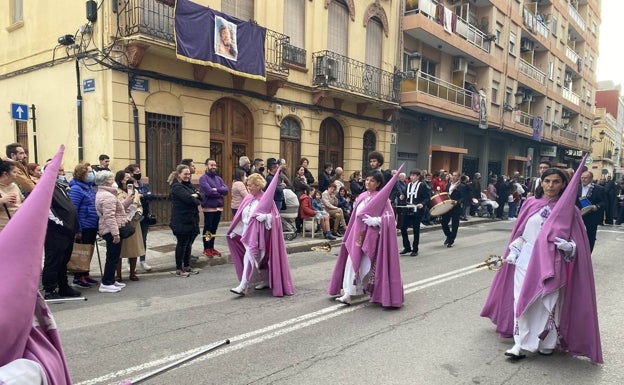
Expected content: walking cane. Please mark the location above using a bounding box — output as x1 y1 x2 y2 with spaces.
118 339 230 384
95 237 103 277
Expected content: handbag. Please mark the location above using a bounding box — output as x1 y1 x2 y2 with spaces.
67 243 95 272
146 213 157 226
119 221 136 239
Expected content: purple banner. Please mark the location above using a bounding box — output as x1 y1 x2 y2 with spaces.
532 117 543 142
175 0 266 80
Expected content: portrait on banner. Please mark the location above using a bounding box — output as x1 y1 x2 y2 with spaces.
215 16 238 60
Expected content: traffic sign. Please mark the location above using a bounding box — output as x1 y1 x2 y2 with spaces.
585 156 593 165
11 103 28 121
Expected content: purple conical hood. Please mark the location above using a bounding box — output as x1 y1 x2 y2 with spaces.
0 145 64 363
253 168 281 215
357 163 404 218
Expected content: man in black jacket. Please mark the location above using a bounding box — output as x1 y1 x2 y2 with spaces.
577 171 608 252
440 171 462 247
399 170 430 256
469 172 482 216
42 165 81 300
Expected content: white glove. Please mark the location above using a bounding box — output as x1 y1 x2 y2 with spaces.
554 237 576 261
255 213 272 230
505 251 518 265
362 214 381 227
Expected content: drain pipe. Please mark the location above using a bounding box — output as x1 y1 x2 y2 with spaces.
76 58 84 161
129 74 140 164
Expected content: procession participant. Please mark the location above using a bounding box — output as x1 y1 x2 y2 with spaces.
577 171 608 252
440 171 462 247
481 163 602 364
399 169 430 256
328 166 404 308
0 146 73 384
226 171 294 297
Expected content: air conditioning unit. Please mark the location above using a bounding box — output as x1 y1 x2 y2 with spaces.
452 57 468 73
520 38 534 52
314 56 337 85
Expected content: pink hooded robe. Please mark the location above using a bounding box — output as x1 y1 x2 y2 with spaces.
481 155 602 364
0 145 73 384
226 169 294 297
328 165 404 308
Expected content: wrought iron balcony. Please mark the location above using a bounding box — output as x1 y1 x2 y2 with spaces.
312 50 399 103
118 0 289 76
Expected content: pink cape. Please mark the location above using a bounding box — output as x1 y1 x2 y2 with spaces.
226 170 294 297
0 145 73 384
328 165 404 308
481 156 602 364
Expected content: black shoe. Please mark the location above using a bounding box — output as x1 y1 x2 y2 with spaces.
44 291 62 300
59 287 82 298
400 248 412 255
325 233 336 240
443 238 449 245
446 243 454 248
410 251 418 256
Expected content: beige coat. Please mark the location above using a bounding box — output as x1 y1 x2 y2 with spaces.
118 189 145 259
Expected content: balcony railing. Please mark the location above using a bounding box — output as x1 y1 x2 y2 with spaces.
455 16 490 53
518 59 546 85
402 72 473 109
119 0 289 76
405 0 489 53
568 3 586 32
522 7 550 39
562 87 581 105
560 128 577 142
565 46 580 67
312 51 399 103
515 111 534 127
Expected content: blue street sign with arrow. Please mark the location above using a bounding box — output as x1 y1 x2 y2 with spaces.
11 103 28 121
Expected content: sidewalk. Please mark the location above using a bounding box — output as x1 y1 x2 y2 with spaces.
87 215 495 275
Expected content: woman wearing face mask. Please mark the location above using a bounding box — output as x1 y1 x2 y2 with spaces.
0 159 24 232
68 163 100 288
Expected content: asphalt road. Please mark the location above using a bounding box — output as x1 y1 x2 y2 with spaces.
52 221 624 385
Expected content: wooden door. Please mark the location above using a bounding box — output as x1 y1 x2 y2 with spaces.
279 117 302 182
318 118 344 173
210 98 254 221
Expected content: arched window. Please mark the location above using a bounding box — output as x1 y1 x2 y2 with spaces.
364 17 383 97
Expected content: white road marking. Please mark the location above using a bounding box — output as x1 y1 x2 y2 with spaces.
76 265 483 385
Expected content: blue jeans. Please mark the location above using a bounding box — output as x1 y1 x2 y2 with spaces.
102 232 122 285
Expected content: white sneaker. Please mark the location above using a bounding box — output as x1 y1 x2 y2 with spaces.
99 284 121 293
254 282 269 290
504 344 525 359
139 261 152 272
230 283 247 296
114 281 126 288
335 294 352 305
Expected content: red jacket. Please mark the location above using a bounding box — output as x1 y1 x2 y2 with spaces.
299 194 315 218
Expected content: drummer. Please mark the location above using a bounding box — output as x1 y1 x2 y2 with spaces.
399 169 430 256
576 171 607 252
440 171 462 248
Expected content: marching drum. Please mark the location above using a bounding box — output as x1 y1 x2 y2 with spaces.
579 197 594 216
429 192 455 216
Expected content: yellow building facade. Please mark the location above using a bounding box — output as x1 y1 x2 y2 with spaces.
1 0 403 221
